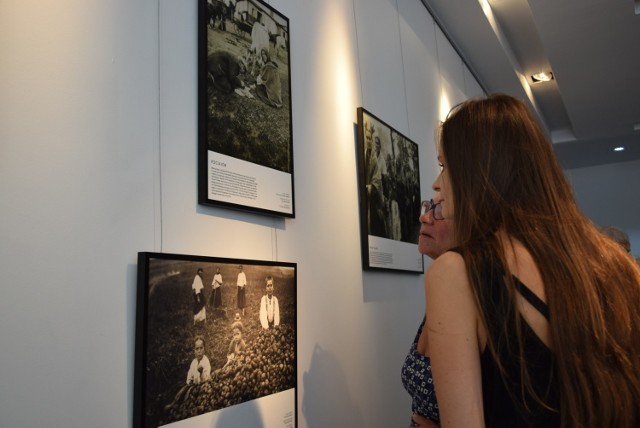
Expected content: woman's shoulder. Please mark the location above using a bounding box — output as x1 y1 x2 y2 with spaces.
425 249 481 352
426 250 473 305
427 250 466 280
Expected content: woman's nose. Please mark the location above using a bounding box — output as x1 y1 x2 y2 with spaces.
420 210 434 224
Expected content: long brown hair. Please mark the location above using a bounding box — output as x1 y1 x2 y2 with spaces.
439 94 640 427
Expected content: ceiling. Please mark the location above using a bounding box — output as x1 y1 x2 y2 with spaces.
420 0 640 169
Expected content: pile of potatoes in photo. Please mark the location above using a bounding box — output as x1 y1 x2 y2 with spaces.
163 324 296 423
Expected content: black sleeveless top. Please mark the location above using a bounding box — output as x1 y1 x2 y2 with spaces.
451 247 560 427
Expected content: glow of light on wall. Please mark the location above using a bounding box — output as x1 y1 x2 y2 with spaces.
333 44 357 132
518 71 541 112
439 90 451 123
318 1 359 159
478 0 546 123
479 0 497 29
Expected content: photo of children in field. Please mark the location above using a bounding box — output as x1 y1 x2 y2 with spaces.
138 257 296 427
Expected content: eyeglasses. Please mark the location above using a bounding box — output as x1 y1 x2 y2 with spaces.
420 199 444 220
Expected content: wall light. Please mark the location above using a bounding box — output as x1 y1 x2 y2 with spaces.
614 146 625 152
531 71 554 83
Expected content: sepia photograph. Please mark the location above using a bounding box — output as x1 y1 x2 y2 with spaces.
198 0 295 217
134 252 297 427
357 108 424 273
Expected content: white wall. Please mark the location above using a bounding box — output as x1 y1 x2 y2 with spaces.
0 0 480 426
565 159 640 258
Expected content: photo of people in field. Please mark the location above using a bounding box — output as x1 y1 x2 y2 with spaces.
136 255 296 427
201 0 292 174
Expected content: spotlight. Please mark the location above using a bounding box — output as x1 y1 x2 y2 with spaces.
531 71 554 83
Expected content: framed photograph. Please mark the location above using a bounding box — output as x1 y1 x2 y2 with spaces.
356 107 424 273
134 252 297 427
198 0 295 217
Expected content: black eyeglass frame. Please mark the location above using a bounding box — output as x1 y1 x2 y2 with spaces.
420 199 444 220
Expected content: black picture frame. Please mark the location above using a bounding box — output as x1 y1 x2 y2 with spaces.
356 107 424 273
134 252 297 427
198 0 295 218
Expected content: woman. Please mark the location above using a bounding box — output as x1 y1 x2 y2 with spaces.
210 267 223 309
423 94 640 427
402 199 454 427
255 48 282 108
192 268 206 325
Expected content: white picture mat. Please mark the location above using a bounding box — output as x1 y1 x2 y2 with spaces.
367 235 423 272
208 151 293 215
164 388 295 428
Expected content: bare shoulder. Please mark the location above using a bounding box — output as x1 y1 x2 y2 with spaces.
425 251 484 425
425 250 477 334
426 251 467 290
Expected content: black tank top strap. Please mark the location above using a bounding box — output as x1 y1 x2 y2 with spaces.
446 247 550 320
513 278 550 320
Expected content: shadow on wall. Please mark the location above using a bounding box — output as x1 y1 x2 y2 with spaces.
302 344 365 427
213 399 263 428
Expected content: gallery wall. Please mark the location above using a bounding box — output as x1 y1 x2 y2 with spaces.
0 0 482 427
565 159 640 258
